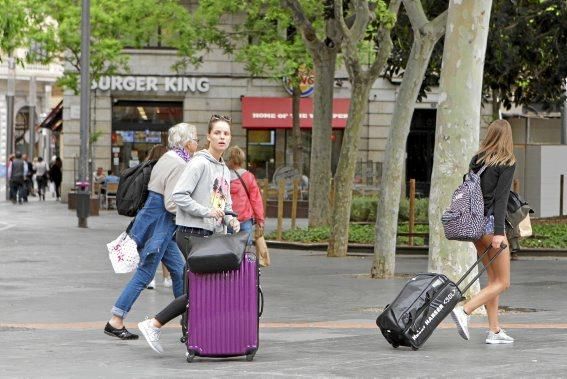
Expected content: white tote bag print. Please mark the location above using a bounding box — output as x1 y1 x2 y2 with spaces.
107 232 139 273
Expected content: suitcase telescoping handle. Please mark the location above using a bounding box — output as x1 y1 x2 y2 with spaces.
455 243 507 295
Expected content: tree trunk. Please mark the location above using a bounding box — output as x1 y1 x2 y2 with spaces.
371 35 440 278
328 78 372 257
292 83 303 175
309 49 337 227
428 0 493 291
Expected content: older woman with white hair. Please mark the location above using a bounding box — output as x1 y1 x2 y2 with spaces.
104 122 199 340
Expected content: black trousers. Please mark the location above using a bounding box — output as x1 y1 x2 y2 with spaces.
154 228 212 326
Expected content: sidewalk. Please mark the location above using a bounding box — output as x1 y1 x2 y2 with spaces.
1 199 567 377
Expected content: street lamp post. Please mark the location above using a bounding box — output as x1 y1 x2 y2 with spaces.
28 76 36 160
77 0 91 228
5 56 16 200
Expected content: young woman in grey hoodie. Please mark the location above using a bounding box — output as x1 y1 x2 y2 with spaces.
138 115 240 354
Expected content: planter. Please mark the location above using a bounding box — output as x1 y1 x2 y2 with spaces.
67 192 100 216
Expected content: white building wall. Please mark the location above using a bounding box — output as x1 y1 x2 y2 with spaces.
0 57 62 197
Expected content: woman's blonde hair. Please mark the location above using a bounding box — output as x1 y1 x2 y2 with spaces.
226 145 245 168
476 119 516 166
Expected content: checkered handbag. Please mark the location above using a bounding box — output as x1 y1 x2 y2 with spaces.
106 232 139 273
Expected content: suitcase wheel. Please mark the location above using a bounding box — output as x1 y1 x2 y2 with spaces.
411 346 419 351
246 349 257 361
392 343 399 349
186 350 196 363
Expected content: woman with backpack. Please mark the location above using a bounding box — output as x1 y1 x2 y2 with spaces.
450 119 516 344
104 123 199 340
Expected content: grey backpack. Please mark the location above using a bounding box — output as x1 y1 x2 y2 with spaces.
441 165 488 241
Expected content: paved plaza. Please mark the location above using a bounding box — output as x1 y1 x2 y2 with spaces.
1 198 567 377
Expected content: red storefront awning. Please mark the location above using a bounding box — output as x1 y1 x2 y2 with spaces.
241 97 350 128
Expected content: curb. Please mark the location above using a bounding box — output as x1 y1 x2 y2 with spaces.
266 240 567 258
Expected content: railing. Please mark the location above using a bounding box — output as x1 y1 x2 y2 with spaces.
0 61 63 75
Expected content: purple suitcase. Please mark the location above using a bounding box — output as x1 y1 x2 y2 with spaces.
185 251 263 362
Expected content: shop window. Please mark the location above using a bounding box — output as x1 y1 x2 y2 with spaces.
14 106 38 155
284 129 344 178
111 100 182 173
246 130 276 180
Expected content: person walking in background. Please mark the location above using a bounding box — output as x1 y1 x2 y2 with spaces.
7 154 15 202
226 145 265 240
450 119 517 344
137 114 239 354
22 154 34 200
33 157 49 201
9 152 27 205
49 157 62 201
104 123 197 341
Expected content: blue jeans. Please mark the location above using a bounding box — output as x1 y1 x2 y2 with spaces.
228 219 254 245
112 192 185 319
112 239 185 318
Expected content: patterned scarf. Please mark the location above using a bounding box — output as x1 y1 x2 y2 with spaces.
173 148 191 162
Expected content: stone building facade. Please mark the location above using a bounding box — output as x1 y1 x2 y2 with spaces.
60 43 456 200
0 54 63 197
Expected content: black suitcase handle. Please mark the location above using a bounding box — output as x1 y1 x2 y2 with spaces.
258 286 264 317
456 243 507 294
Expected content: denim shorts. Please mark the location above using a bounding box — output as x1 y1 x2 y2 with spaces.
484 215 495 235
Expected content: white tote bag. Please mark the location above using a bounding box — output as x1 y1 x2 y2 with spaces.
518 214 533 238
106 232 139 273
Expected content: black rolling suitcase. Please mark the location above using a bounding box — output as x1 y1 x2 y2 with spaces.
376 243 506 350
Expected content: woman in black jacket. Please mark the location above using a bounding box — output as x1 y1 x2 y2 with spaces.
450 119 516 345
49 157 63 200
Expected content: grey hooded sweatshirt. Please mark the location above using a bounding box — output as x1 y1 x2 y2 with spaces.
172 150 235 233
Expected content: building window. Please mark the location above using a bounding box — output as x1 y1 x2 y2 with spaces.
284 129 344 177
406 109 436 197
111 100 182 173
246 130 276 180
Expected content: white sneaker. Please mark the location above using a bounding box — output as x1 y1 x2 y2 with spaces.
146 279 155 289
163 277 172 288
450 305 470 340
486 329 514 344
138 319 164 354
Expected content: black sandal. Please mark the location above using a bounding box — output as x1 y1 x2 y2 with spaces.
104 322 139 340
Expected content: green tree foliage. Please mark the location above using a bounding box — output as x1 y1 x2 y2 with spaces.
382 0 447 101
485 0 567 110
0 0 46 61
385 0 567 110
4 0 212 92
48 0 203 92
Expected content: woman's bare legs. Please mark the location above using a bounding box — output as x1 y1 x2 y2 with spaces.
463 234 511 333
